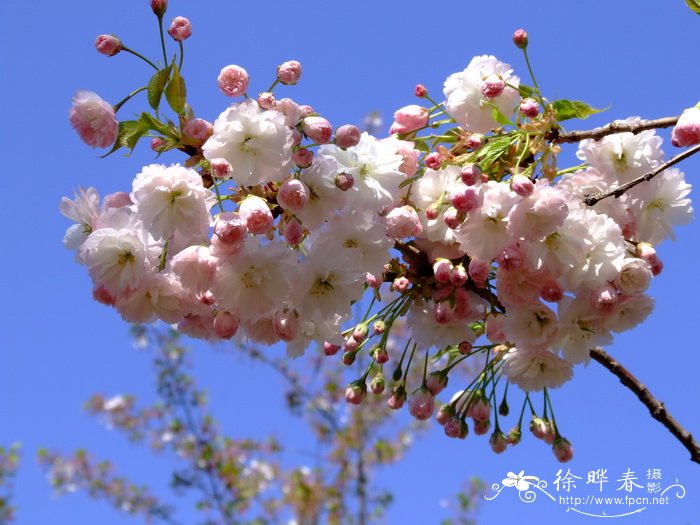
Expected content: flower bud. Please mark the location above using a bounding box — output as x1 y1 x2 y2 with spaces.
468 258 490 286
373 320 386 334
387 385 406 410
460 163 482 185
214 212 248 247
458 341 472 355
93 285 116 306
373 346 389 364
425 204 440 221
507 426 522 445
512 28 529 49
183 118 213 144
511 173 534 197
409 388 435 420
444 207 465 230
444 416 468 439
520 98 539 118
466 134 484 150
392 276 410 292
150 137 166 152
95 34 122 56
150 0 167 17
352 323 369 343
299 104 314 118
389 105 430 135
481 75 505 98
433 258 453 284
210 158 232 178
415 84 427 97
424 152 442 170
436 403 455 425
450 265 468 287
671 107 700 147
302 116 333 144
434 302 454 324
239 195 273 235
277 179 310 212
541 278 563 303
323 342 340 356
366 273 381 289
283 217 304 246
277 60 302 85
468 395 491 421
345 380 367 405
213 311 240 339
342 351 357 366
529 416 549 440
334 172 354 191
218 65 249 97
385 205 423 239
636 242 663 276
167 16 192 41
426 371 448 395
344 336 360 353
553 437 574 463
257 92 276 109
334 124 361 149
489 431 508 454
370 374 386 395
450 186 480 212
473 418 491 436
274 310 299 342
590 284 618 313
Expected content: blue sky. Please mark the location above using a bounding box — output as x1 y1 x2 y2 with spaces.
2 0 700 523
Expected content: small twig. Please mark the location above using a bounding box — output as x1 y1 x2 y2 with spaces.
583 143 700 206
553 116 679 144
589 348 700 465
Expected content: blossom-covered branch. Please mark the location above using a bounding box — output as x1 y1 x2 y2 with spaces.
0 445 20 524
552 116 679 144
589 348 700 464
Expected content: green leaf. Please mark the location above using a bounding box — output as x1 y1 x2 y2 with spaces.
518 84 535 98
165 62 187 115
490 104 513 126
147 66 171 111
139 112 180 138
686 0 700 15
551 99 604 121
478 134 517 169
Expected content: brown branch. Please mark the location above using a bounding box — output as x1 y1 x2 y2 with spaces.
553 116 679 144
589 347 700 465
583 143 700 206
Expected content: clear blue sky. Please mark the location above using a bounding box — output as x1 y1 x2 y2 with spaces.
1 1 699 523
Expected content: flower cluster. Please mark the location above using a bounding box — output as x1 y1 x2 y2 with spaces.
64 5 695 462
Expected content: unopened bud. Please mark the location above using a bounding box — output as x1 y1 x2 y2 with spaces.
372 320 386 335
392 276 410 292
334 124 361 149
323 342 340 356
424 152 442 170
512 28 529 49
342 351 357 366
149 0 167 17
426 371 448 395
481 75 505 98
167 16 192 41
460 163 482 185
370 374 386 395
213 311 240 339
302 116 332 144
473 418 491 436
450 265 468 287
415 84 427 97
218 65 249 97
345 380 367 405
520 97 539 118
433 258 453 283
436 403 455 425
387 385 406 410
458 341 472 355
373 346 389 364
95 34 122 56
239 195 273 235
334 172 354 191
277 60 302 85
511 173 534 197
489 431 508 454
466 134 484 150
553 437 574 463
282 217 304 246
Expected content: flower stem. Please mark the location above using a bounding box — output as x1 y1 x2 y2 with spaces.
121 46 159 71
113 86 148 112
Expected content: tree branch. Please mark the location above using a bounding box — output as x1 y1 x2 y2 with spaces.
552 116 679 144
589 347 700 465
583 143 700 206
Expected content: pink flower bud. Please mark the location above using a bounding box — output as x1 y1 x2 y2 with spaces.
553 437 574 463
481 75 505 98
511 173 534 197
334 124 361 149
466 134 484 150
520 97 539 118
352 323 369 343
292 148 313 168
283 217 304 246
467 396 491 422
277 179 310 211
433 258 453 284
426 371 448 395
442 206 465 229
323 342 341 356
450 265 468 287
68 91 118 149
385 205 422 239
183 118 213 143
213 311 240 339
436 404 455 425
415 84 427 97
274 310 299 342
387 386 406 410
277 60 302 85
425 204 440 221
167 16 192 41
458 341 472 354
507 426 522 445
373 320 386 334
529 416 549 440
150 137 166 152
444 416 468 439
366 273 380 289
460 164 482 185
345 381 367 405
590 284 618 313
214 212 248 246
490 431 508 454
257 92 276 109
291 128 302 146
473 418 491 436
299 105 314 118
434 302 454 324
370 375 386 395
344 336 359 353
450 186 480 212
392 276 410 292
409 388 435 420
302 116 332 144
512 28 529 49
496 244 524 270
672 107 700 147
424 152 442 170
150 0 167 17
210 158 232 178
93 285 116 306
389 105 430 135
636 243 663 276
334 172 354 191
217 65 249 97
274 98 302 127
342 351 356 365
95 34 122 56
373 346 389 364
239 195 273 235
541 278 563 302
468 261 489 289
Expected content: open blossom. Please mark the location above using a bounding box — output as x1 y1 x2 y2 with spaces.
217 65 249 97
503 348 573 391
60 187 101 250
203 99 293 185
68 91 118 148
502 301 560 352
389 105 430 135
131 164 216 241
443 55 520 133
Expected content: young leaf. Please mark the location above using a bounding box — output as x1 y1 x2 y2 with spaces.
165 62 187 115
685 0 700 15
517 84 535 98
478 134 516 169
99 120 142 157
147 66 171 111
551 99 604 122
490 104 513 126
